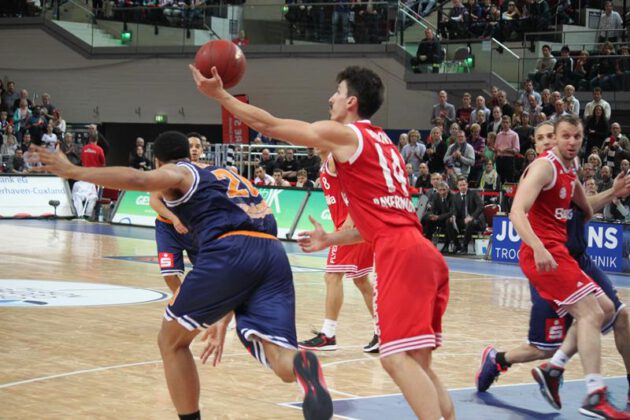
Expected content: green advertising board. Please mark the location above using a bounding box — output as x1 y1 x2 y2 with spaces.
111 191 156 226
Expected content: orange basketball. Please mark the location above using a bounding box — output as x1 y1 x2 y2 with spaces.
194 40 246 89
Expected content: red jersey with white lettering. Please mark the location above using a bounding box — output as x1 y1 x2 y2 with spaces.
335 121 421 243
320 155 349 230
523 150 577 247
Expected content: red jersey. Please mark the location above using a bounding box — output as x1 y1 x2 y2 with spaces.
523 150 577 246
335 121 420 243
81 143 105 168
319 155 349 230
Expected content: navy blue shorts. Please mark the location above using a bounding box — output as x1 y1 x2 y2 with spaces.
164 233 297 366
528 253 625 351
155 219 198 276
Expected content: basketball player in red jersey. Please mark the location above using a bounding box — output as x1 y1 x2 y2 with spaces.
190 65 453 419
299 150 377 353
510 114 629 419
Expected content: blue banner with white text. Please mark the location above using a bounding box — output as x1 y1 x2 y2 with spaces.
491 216 628 274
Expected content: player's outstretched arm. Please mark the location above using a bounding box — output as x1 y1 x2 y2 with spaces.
509 159 557 272
588 171 630 212
297 215 363 252
32 146 187 192
190 65 357 157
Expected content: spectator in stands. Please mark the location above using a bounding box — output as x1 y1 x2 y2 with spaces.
272 168 291 187
590 42 617 89
130 145 152 171
585 88 611 122
551 46 574 90
2 124 16 148
87 124 110 156
60 132 82 166
485 132 496 162
1 81 19 113
481 4 501 39
444 129 475 177
280 148 299 182
420 0 438 17
20 132 32 153
468 123 486 185
500 1 520 41
298 147 321 181
604 195 630 221
445 122 461 146
563 97 577 116
425 126 447 174
468 0 487 36
580 162 596 183
520 148 537 175
602 122 630 174
621 158 630 175
445 163 459 189
497 90 514 118
494 116 519 183
527 94 543 123
423 181 456 251
12 99 31 143
612 45 630 90
511 100 525 127
584 105 609 154
562 85 579 116
51 109 66 137
549 99 568 123
431 90 456 127
517 79 540 108
415 162 432 189
27 106 47 145
515 111 534 153
487 106 503 135
572 50 593 90
401 129 426 176
585 178 598 196
530 44 556 89
1 132 18 157
296 168 314 189
474 107 490 138
273 148 286 172
41 123 58 153
453 175 485 254
470 95 490 124
254 166 274 185
12 89 32 113
0 111 8 136
425 172 444 201
72 181 98 219
257 148 276 175
11 149 26 173
446 0 470 39
527 0 550 32
415 28 444 73
81 134 105 168
456 92 473 130
597 1 623 43
23 143 42 172
405 163 418 188
589 153 604 175
39 93 55 117
540 89 554 117
479 158 500 196
397 132 408 153
598 165 614 191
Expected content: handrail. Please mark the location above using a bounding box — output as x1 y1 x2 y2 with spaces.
398 1 436 31
492 38 519 59
64 0 95 19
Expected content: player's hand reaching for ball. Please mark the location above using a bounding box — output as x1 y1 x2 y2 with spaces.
30 145 76 179
533 246 558 272
190 64 224 99
297 215 330 253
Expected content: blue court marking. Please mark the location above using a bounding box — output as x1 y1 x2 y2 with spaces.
283 376 628 419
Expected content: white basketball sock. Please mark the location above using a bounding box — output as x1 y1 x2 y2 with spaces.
585 373 605 395
550 349 569 369
321 319 337 338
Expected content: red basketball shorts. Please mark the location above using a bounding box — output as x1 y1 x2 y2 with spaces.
374 228 450 358
520 242 603 317
326 242 374 278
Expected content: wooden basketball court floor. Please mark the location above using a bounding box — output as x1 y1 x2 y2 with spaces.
1 219 630 419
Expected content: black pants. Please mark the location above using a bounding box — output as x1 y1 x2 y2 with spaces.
423 217 459 248
496 156 516 183
456 218 485 247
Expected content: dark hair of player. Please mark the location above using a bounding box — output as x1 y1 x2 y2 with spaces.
153 131 191 163
336 66 384 119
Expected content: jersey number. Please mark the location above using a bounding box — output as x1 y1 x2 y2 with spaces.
374 143 409 196
212 168 260 198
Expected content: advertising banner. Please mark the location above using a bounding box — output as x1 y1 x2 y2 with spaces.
221 94 250 144
0 175 74 217
258 187 309 238
491 215 627 273
111 191 156 226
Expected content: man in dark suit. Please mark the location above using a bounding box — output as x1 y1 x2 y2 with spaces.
422 181 458 253
452 176 486 254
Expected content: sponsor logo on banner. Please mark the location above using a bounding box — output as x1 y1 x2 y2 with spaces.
222 94 250 144
0 279 168 307
491 216 624 273
0 175 74 217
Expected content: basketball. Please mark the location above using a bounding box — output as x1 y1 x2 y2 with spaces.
194 39 246 89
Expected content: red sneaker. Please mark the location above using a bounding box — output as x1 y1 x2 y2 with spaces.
293 350 333 420
531 362 564 410
579 387 630 419
298 332 337 351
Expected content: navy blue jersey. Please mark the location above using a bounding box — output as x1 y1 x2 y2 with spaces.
565 205 587 256
165 162 272 245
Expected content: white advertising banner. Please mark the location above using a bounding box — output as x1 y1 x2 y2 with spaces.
0 175 74 218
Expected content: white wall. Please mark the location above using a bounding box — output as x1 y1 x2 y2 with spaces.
0 28 436 129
